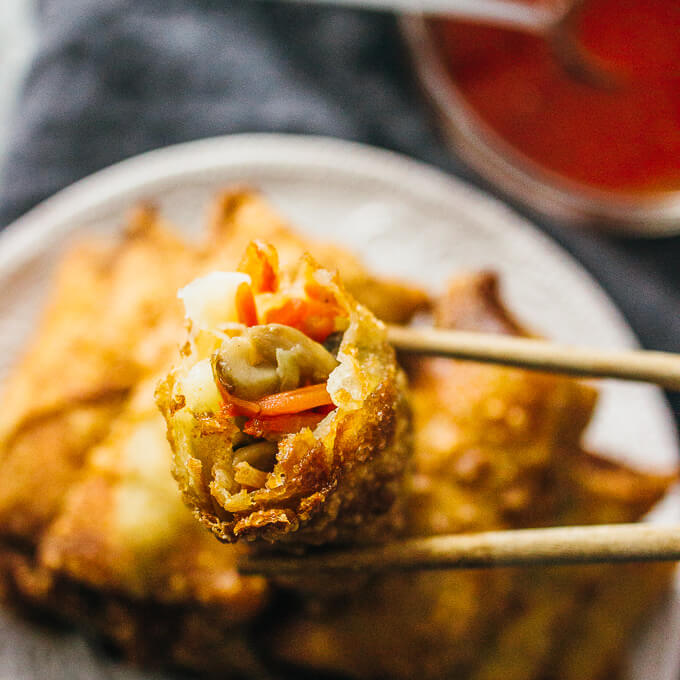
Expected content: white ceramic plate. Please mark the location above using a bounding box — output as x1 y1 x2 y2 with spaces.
0 134 678 680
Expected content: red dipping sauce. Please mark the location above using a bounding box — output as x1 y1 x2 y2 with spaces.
430 0 680 194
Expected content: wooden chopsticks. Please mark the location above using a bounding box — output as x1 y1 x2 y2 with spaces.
238 326 680 576
238 523 680 575
386 325 680 390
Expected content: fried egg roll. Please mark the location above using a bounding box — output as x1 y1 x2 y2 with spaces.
158 243 412 545
0 208 194 541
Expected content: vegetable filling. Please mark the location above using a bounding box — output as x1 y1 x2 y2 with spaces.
186 242 350 496
213 325 341 480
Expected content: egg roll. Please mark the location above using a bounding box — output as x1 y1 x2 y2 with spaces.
0 207 194 541
1 188 672 680
0 189 426 543
0 546 270 678
158 242 412 545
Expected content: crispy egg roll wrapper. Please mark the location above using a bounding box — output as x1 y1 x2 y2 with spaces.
2 189 671 680
0 210 196 540
462 448 675 680
405 272 598 536
39 379 268 611
271 273 675 680
158 249 413 545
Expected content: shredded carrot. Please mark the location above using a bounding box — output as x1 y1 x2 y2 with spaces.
238 241 279 293
218 382 333 418
235 281 258 327
220 396 261 418
264 298 342 342
303 316 337 343
256 383 333 415
304 280 339 305
216 381 262 417
243 411 327 438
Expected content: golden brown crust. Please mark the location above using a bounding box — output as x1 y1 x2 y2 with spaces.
0 189 423 545
17 379 271 678
0 206 200 543
545 562 674 680
554 448 676 523
33 374 268 605
0 397 127 541
432 271 526 335
405 273 599 536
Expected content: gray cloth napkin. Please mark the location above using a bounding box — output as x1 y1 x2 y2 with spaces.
1 0 678 426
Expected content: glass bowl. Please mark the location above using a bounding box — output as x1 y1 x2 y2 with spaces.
401 16 680 237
